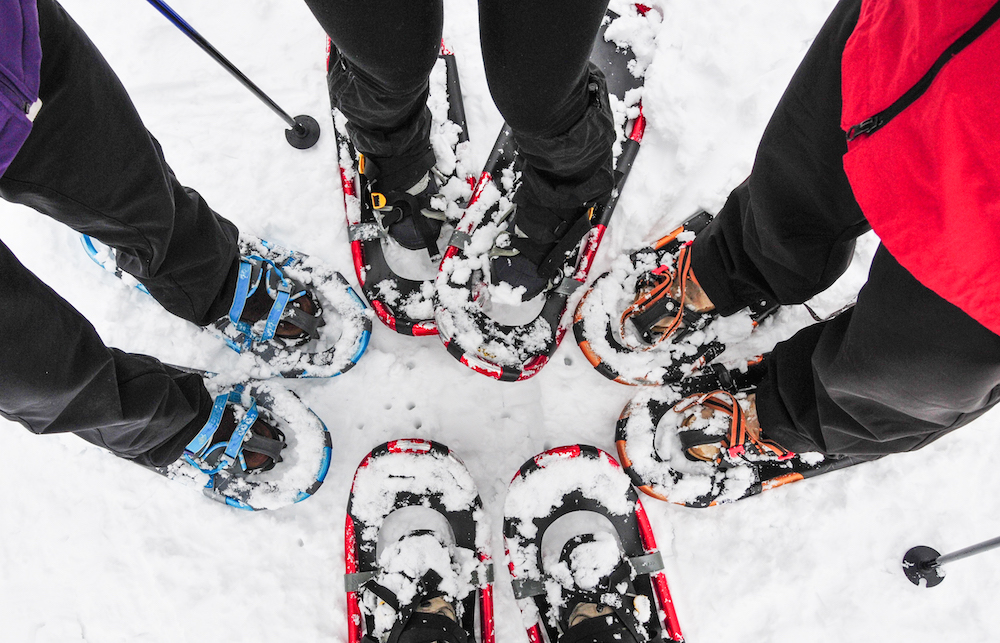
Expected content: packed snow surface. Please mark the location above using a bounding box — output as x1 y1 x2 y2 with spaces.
0 1 996 642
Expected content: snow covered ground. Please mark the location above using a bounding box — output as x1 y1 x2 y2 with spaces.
2 0 998 641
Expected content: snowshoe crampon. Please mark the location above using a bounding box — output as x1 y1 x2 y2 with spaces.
152 379 331 511
504 445 684 643
573 210 779 386
345 440 495 643
434 4 655 382
334 42 474 336
80 234 372 378
615 362 867 508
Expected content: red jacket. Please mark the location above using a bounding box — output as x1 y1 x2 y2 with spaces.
842 0 1000 335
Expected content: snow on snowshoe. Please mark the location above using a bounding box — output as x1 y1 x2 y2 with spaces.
345 440 495 643
334 42 475 336
80 234 372 378
433 3 656 382
573 211 777 386
504 445 684 643
151 377 332 511
615 359 868 508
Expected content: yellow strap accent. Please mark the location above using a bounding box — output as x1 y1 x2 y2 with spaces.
371 192 387 209
359 153 367 175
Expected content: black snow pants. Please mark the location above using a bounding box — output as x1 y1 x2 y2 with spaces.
303 0 616 208
0 0 240 466
690 0 1000 457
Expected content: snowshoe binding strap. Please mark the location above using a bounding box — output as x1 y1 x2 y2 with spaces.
556 535 650 643
228 256 323 346
361 152 446 260
491 203 596 283
674 390 792 465
182 391 286 475
361 568 471 643
619 245 714 351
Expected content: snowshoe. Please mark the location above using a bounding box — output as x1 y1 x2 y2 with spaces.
334 42 474 336
504 445 684 643
574 211 777 386
615 359 869 508
80 234 372 378
345 440 495 643
434 3 656 382
150 377 331 511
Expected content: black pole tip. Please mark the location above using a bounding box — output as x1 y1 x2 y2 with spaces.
903 545 945 587
286 114 320 149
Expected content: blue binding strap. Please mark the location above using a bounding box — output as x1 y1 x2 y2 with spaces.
183 391 259 475
228 259 255 323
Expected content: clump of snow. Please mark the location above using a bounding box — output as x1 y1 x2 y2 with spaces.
362 532 481 639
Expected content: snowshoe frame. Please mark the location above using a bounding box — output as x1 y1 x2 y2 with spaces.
504 445 684 643
345 439 495 643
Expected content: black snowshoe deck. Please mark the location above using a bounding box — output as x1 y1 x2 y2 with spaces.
433 6 653 381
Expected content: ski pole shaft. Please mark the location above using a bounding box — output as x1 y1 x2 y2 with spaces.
936 534 1000 566
144 0 320 148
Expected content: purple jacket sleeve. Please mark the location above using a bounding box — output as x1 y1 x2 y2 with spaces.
0 0 42 177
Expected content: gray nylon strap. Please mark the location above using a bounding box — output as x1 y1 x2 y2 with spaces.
344 570 376 592
470 563 494 587
349 223 386 242
448 230 472 250
629 551 664 575
243 434 285 464
284 306 321 338
554 278 583 296
511 578 546 599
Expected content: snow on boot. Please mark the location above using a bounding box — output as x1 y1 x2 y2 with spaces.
504 445 684 643
489 201 597 303
151 377 331 510
574 211 777 386
615 357 869 507
80 234 372 378
345 440 494 643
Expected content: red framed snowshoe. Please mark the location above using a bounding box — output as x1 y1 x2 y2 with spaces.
614 362 868 507
434 5 654 381
504 445 684 643
345 440 495 643
334 42 474 336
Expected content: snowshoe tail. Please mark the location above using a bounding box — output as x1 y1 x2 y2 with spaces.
335 42 473 336
434 5 653 382
503 445 685 643
345 440 495 643
614 362 869 507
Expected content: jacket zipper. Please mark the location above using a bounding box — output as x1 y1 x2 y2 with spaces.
0 69 33 115
846 0 1000 142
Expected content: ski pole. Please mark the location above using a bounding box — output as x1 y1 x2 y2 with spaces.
144 0 320 149
902 535 1000 587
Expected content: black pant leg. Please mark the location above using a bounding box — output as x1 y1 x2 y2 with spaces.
479 0 615 208
0 0 239 327
759 246 1000 457
306 0 443 189
691 0 867 316
0 242 210 467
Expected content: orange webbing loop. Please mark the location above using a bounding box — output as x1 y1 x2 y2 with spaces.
674 390 791 463
619 245 694 351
